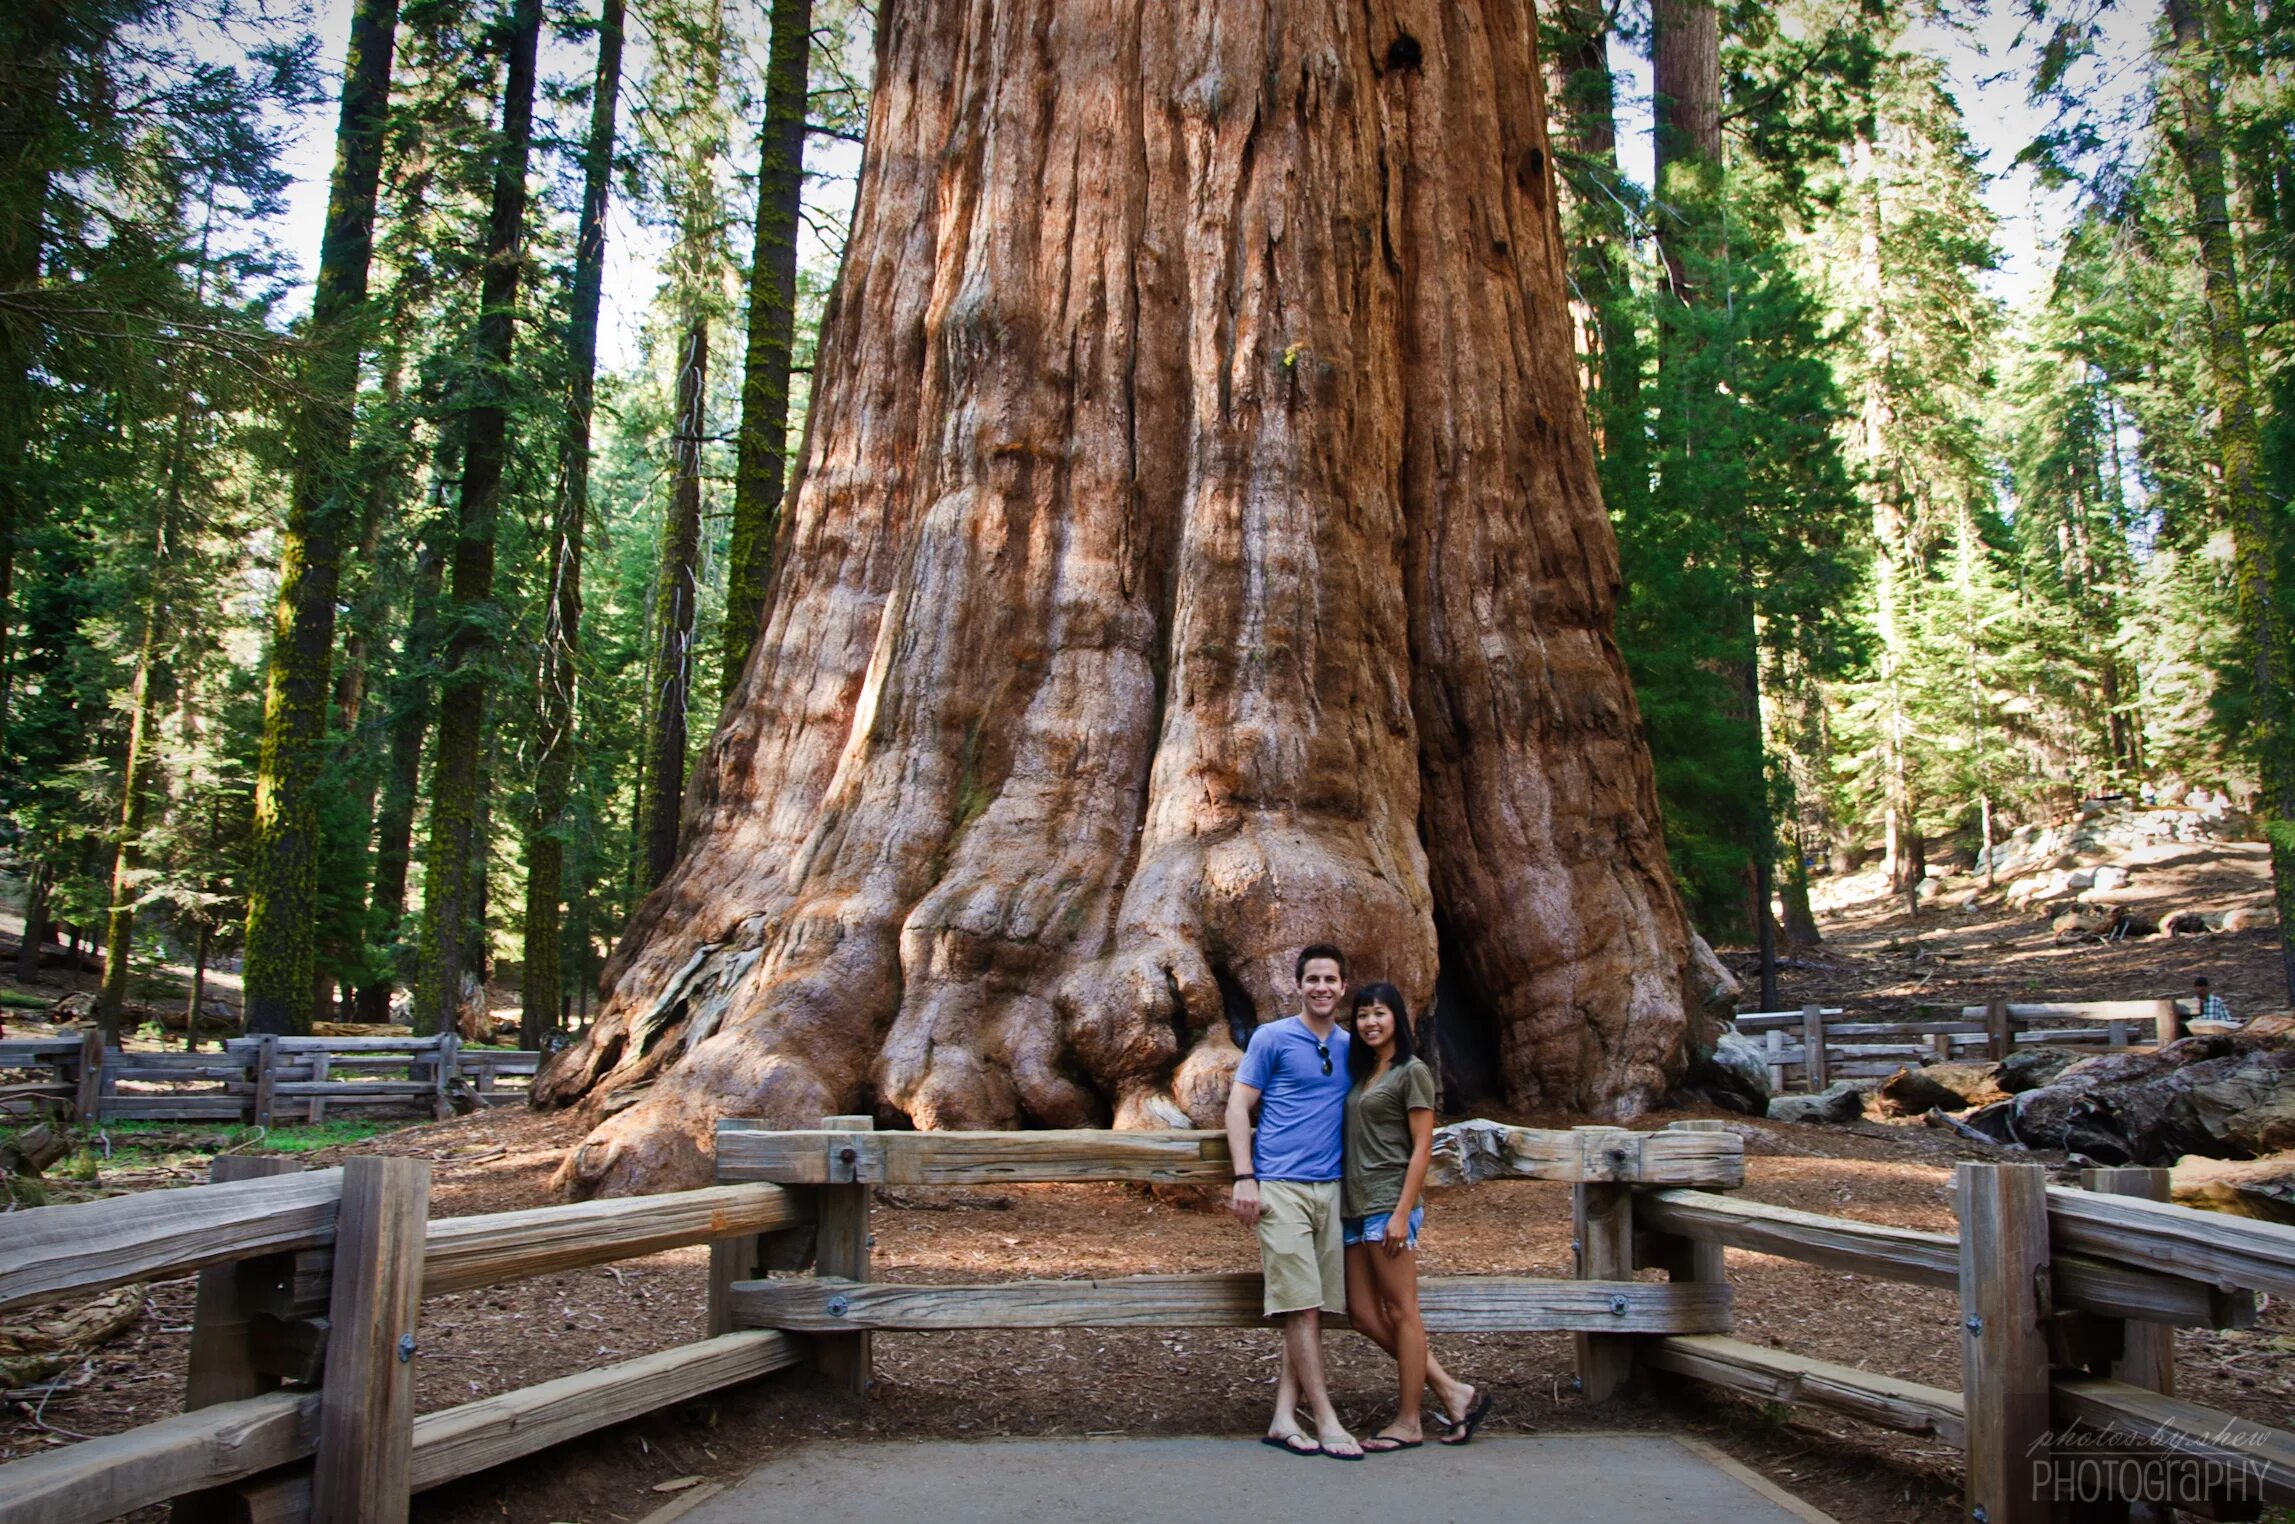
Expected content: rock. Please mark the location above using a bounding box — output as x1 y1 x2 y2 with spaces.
1768 1081 1868 1126
2091 865 2130 891
1679 1029 1771 1116
1877 1066 1974 1116
1997 1048 2076 1093
2221 906 2279 933
49 992 95 1021
2052 908 2112 942
2164 910 2213 936
2065 868 2096 892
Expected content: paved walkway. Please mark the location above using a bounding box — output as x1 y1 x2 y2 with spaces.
665 1433 1837 1524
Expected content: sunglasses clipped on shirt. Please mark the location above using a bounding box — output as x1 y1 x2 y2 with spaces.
1315 1040 1332 1076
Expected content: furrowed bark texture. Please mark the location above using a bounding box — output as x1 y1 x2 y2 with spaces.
721 0 812 698
538 0 1695 1194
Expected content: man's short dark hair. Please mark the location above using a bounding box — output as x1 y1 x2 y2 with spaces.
1295 943 1348 982
2195 976 2211 988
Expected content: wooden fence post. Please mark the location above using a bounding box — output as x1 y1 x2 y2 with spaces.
432 1034 460 1120
73 1028 104 1124
1642 1121 1729 1288
172 1157 304 1524
313 1156 429 1524
1572 1127 1636 1403
2151 998 2180 1048
709 1120 768 1338
1985 998 2013 1063
816 1114 875 1395
1959 1162 2052 1524
251 1036 278 1129
1801 1005 1829 1092
2078 1167 2174 1524
306 1050 330 1125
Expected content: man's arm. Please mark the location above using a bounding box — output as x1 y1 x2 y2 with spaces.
1226 1080 1262 1226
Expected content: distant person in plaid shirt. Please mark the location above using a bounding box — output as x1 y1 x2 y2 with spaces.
2191 976 2236 1024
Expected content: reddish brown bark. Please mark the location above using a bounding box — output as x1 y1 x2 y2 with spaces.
537 0 1697 1194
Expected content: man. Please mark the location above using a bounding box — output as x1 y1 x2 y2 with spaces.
1226 943 1360 1460
2192 976 2236 1025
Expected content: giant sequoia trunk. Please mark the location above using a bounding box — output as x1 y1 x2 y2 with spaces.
537 0 1698 1195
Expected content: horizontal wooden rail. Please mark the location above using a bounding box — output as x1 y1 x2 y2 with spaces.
0 1388 319 1524
2047 1187 2295 1300
0 1169 345 1313
0 1175 805 1314
0 1332 802 1524
222 1331 804 1524
716 1122 1745 1189
1639 1189 2256 1329
1645 1335 1967 1449
730 1273 1732 1335
1638 1190 1957 1288
2053 1377 2295 1507
423 1183 808 1295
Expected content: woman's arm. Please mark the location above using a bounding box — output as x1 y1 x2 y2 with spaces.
1384 1104 1436 1253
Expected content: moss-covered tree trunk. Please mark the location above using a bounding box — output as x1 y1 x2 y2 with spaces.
240 0 402 1035
720 0 812 698
2163 0 2295 1000
638 322 709 892
413 0 543 1034
537 0 1698 1196
523 0 626 1049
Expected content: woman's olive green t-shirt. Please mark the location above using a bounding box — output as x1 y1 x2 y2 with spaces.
1342 1056 1437 1218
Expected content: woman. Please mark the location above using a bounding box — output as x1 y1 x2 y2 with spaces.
1342 982 1492 1450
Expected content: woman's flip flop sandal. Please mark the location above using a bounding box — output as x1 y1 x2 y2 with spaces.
1360 1435 1422 1453
1261 1432 1322 1457
1439 1391 1495 1445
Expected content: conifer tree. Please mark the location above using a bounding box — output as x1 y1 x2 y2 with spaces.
522 0 626 1047
414 0 545 1034
242 0 403 1034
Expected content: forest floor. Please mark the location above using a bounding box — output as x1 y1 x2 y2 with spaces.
0 823 2289 1524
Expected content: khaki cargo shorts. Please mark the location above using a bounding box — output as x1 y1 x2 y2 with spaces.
1254 1178 1345 1316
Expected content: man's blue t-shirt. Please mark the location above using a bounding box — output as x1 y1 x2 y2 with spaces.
1235 1016 1351 1182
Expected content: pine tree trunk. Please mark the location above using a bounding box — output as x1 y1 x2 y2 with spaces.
640 322 710 892
241 0 401 1035
15 855 49 984
414 0 542 1034
722 0 812 698
1651 0 1720 295
2162 0 2295 998
1547 0 1646 520
96 543 167 1042
524 0 624 1050
184 918 210 1052
536 0 1697 1195
357 536 443 1022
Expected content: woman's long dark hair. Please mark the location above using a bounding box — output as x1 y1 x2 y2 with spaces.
1346 981 1415 1083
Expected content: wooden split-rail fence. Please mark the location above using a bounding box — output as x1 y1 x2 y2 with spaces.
1739 997 2200 1094
0 1118 2288 1524
0 1032 540 1126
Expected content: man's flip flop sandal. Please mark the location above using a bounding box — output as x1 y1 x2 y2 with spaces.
1439 1391 1495 1445
1361 1436 1422 1453
1319 1442 1366 1461
1261 1433 1321 1457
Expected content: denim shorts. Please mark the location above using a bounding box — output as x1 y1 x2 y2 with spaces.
1342 1205 1424 1249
